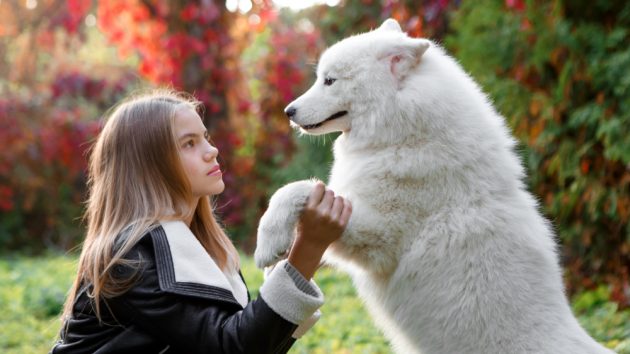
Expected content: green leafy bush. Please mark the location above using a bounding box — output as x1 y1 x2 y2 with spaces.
573 285 630 351
445 0 630 303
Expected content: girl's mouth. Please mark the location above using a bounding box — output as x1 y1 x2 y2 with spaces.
207 165 221 176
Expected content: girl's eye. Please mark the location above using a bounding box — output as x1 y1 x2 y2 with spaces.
324 77 336 86
184 140 194 148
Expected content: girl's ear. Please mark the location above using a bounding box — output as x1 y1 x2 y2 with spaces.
379 38 430 82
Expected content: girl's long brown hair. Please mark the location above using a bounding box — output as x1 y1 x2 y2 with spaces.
61 89 239 320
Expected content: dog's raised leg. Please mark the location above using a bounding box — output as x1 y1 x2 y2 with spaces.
325 200 402 275
254 179 319 268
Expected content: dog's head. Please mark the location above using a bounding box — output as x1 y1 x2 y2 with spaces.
285 19 430 136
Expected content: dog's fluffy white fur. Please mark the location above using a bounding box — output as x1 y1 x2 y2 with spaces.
254 19 612 354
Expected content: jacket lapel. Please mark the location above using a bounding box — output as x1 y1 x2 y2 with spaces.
151 221 244 307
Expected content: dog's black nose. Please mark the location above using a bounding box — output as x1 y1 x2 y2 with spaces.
285 106 296 119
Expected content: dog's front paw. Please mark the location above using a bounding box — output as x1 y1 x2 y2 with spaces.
254 210 295 268
254 180 319 268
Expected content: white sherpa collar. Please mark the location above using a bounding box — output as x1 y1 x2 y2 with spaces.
150 220 248 308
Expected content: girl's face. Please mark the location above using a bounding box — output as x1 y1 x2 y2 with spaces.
174 107 224 199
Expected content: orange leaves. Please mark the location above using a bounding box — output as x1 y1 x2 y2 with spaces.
97 0 169 65
523 94 550 147
528 118 546 146
96 0 234 103
405 16 424 38
529 95 543 116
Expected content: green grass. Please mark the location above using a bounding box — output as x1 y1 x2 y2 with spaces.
1 254 628 353
0 254 77 354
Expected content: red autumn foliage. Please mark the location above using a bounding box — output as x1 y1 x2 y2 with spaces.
0 73 132 249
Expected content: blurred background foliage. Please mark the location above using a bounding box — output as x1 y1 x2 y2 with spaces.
0 0 628 350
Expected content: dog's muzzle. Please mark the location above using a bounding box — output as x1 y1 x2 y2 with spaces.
297 110 348 130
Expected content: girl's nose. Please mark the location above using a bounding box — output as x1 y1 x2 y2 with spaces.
204 144 219 161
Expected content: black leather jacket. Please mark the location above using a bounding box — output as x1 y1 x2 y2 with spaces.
50 223 317 354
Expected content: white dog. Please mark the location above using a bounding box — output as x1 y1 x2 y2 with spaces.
254 19 612 354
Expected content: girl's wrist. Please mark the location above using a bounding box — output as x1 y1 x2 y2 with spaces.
287 237 328 280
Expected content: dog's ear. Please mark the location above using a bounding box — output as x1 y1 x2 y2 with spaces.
380 38 430 82
379 18 402 33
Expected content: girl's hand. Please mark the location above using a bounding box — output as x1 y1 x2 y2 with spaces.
288 182 352 279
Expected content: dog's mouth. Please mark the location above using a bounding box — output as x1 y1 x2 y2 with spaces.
300 111 348 130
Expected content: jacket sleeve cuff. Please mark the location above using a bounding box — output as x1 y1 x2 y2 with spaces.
259 259 324 325
283 261 319 297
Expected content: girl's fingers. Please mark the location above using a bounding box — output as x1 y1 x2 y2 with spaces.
318 189 335 213
330 196 344 221
305 184 350 229
307 182 326 209
339 199 352 227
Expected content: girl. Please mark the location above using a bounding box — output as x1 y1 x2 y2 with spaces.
51 90 352 353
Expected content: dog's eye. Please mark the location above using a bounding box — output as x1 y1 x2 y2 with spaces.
324 77 336 86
